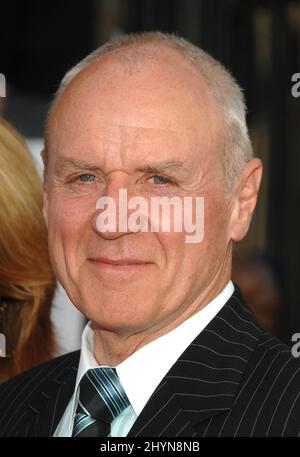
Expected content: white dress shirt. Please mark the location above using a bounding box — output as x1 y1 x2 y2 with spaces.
54 280 234 437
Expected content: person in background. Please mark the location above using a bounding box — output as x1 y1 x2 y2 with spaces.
0 117 56 382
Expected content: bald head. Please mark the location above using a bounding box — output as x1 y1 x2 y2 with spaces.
45 32 253 191
46 43 224 189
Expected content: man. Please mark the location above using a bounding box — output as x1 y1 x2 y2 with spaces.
0 32 299 437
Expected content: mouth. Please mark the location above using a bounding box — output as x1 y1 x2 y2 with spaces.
87 256 153 271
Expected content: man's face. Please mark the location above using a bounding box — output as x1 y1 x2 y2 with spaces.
44 47 232 338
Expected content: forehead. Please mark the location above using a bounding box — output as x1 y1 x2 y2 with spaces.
46 46 223 169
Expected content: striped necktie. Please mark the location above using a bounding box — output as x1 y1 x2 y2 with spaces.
72 367 130 437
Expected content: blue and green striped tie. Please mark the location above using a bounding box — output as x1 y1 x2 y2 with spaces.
72 367 130 437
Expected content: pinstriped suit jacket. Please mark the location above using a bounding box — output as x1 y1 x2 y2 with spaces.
1 286 300 437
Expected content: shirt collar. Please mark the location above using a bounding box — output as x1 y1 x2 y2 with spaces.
75 280 234 417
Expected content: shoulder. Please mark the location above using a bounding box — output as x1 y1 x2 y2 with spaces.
0 350 80 401
0 351 80 437
235 331 300 435
246 330 300 379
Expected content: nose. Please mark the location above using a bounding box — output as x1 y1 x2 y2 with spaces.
92 180 133 240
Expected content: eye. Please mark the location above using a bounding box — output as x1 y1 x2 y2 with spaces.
149 175 173 185
78 173 96 183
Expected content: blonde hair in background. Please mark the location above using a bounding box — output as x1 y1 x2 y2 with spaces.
0 116 56 382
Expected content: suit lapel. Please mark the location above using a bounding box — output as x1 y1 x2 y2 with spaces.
128 286 262 436
13 351 80 437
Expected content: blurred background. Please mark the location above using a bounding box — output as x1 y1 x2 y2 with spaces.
1 0 300 349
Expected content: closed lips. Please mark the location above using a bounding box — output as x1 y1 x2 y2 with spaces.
88 257 151 265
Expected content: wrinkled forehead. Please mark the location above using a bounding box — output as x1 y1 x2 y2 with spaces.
46 46 224 167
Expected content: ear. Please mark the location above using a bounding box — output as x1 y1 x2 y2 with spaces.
40 148 49 226
42 185 49 227
229 158 263 242
41 148 48 177
41 148 46 165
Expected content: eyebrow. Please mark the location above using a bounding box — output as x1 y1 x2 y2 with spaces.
54 158 103 173
54 157 186 176
136 160 185 174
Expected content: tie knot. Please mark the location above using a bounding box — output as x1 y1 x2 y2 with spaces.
78 367 130 423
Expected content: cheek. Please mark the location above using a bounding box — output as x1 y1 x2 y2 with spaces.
47 194 95 262
204 197 230 243
156 231 199 289
49 193 93 230
176 199 230 274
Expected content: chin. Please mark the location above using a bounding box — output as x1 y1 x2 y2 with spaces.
89 314 150 335
80 295 148 328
